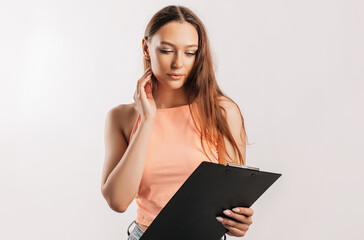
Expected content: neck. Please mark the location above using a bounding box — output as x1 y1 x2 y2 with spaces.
153 84 189 109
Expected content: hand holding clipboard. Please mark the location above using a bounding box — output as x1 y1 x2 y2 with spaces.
139 161 282 240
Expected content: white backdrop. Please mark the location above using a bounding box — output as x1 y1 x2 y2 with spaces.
1 0 363 239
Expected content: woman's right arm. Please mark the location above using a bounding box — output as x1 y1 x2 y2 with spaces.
101 67 156 213
101 110 155 213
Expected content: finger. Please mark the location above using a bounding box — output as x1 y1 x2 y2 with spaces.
138 73 152 100
232 207 254 216
145 81 153 99
137 68 151 83
222 223 246 237
137 71 152 92
223 209 253 225
142 72 152 89
218 216 249 231
137 69 152 86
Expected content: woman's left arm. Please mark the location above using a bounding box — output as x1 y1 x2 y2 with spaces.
217 98 253 236
217 97 246 166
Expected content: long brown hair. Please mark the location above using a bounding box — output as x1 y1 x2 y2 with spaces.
143 5 250 165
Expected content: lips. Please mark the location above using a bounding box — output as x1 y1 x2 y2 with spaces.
167 73 184 80
168 73 185 76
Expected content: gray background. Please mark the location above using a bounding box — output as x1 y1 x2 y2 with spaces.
0 0 363 239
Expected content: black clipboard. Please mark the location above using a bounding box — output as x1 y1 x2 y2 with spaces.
139 161 282 240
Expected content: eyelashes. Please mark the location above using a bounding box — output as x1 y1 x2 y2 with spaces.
159 49 196 56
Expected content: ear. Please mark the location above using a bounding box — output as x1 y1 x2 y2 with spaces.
142 38 150 59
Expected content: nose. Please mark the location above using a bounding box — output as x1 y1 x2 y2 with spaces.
171 51 183 69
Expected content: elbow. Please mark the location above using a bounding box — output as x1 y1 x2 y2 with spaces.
109 201 127 213
101 187 128 213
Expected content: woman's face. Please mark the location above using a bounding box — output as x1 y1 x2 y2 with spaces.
143 21 199 90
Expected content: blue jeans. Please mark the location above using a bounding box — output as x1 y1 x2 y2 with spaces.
127 220 227 240
127 220 145 240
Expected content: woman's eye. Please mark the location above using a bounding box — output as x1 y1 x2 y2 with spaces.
160 49 173 53
160 49 196 56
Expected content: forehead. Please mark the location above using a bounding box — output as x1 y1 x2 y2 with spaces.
151 21 198 47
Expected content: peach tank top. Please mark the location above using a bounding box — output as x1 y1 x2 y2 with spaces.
129 103 219 227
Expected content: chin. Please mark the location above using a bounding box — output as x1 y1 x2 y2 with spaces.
156 75 186 89
166 81 185 89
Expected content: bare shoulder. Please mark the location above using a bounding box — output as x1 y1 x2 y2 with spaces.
216 96 246 165
108 102 137 118
217 96 241 116
217 96 244 128
107 102 138 144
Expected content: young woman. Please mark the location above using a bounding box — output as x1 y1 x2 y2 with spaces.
101 5 254 240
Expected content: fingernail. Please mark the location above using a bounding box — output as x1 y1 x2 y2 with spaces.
223 210 231 215
232 208 240 212
216 217 223 222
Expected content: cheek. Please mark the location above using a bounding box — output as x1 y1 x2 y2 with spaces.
151 55 170 72
186 58 196 72
154 53 169 63
187 58 195 67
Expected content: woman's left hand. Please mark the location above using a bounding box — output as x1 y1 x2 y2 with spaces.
216 207 254 237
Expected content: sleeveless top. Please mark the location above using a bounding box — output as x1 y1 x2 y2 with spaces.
128 103 219 227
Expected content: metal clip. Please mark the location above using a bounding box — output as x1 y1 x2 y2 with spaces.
226 162 260 171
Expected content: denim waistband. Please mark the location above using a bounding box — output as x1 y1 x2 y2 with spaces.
127 219 226 239
127 220 144 236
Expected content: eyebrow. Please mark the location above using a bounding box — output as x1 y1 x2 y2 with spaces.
160 41 198 48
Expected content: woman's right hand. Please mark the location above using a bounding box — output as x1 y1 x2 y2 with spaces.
133 67 157 121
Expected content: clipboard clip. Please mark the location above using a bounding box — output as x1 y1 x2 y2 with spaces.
226 163 260 171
